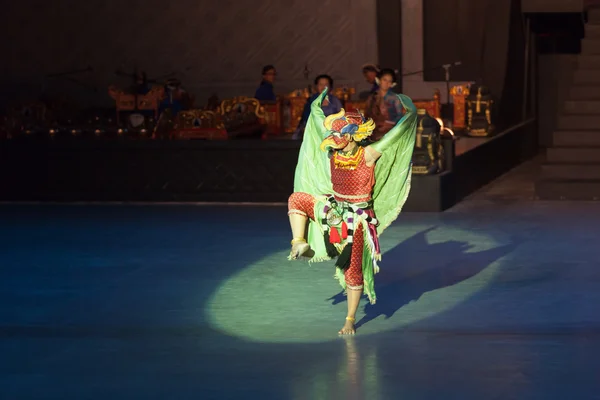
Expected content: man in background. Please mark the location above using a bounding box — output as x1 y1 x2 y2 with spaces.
254 65 277 102
359 64 379 100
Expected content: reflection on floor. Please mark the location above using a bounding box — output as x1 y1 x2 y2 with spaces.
3 160 600 399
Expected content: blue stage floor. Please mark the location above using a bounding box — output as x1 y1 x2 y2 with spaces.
3 161 600 399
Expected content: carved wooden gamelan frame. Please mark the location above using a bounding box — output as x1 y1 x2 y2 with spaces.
108 86 165 125
171 96 265 140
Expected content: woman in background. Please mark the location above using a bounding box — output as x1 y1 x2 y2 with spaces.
365 68 404 141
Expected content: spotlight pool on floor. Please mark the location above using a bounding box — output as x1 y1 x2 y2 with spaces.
207 224 510 343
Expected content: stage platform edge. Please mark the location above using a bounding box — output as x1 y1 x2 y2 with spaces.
0 119 536 211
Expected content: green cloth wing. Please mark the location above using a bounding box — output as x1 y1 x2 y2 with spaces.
293 90 333 262
293 90 332 196
370 93 418 236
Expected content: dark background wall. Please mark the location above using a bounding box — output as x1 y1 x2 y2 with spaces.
423 0 491 82
3 0 551 138
0 0 377 108
422 1 516 93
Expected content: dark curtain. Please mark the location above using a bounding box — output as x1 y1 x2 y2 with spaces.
499 0 527 127
423 0 488 81
376 0 403 92
423 0 527 124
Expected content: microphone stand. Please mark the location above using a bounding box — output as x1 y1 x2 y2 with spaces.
303 63 312 95
402 61 462 121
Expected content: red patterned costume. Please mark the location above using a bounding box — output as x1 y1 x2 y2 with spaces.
289 144 379 290
287 89 417 305
288 108 384 300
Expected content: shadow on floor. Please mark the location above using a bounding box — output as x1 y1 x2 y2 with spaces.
328 227 516 329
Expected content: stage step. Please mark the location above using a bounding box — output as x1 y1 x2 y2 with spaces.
564 100 600 113
581 38 600 54
540 17 600 201
536 179 600 200
553 130 600 146
557 115 600 130
589 8 600 24
569 85 600 100
573 69 600 83
578 54 600 69
541 163 600 180
547 147 600 163
586 23 600 38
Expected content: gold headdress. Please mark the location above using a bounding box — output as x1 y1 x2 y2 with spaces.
323 109 375 141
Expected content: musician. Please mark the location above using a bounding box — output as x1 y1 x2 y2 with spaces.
359 64 380 100
292 74 342 140
254 65 277 102
131 71 151 95
159 78 187 116
365 68 404 141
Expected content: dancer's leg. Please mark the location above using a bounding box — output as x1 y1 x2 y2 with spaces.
288 192 316 259
339 224 364 335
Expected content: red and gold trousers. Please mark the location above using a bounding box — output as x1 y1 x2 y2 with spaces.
288 192 364 290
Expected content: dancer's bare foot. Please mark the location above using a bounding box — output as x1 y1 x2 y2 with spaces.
338 317 356 335
289 241 311 260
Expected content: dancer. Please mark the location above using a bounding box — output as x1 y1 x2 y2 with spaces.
287 88 417 335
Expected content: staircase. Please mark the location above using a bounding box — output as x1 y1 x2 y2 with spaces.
536 9 600 199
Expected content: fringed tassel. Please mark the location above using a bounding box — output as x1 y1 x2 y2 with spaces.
329 226 341 243
321 203 339 258
323 232 339 258
335 242 353 270
341 221 348 239
334 268 346 291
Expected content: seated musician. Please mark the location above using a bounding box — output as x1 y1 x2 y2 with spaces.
292 74 343 140
358 64 380 100
254 65 277 102
130 71 151 95
159 78 188 116
365 68 404 141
